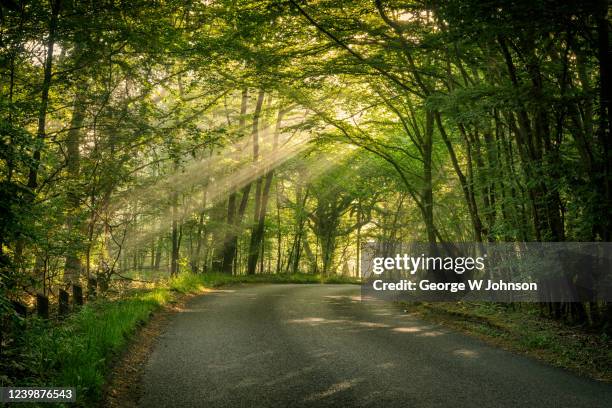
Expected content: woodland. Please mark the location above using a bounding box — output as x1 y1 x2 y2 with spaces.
1 0 611 363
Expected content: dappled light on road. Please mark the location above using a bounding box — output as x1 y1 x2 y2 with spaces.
139 285 612 408
303 378 364 402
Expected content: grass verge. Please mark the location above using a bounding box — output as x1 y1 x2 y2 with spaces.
9 272 358 406
403 301 612 382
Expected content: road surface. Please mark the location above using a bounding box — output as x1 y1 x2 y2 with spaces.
139 284 612 407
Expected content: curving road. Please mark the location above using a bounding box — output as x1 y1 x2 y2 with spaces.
139 284 612 407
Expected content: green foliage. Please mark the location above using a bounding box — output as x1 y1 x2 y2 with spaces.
1 0 610 397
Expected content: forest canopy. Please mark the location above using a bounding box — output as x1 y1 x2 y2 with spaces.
0 0 610 324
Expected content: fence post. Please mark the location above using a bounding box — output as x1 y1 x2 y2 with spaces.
72 284 83 307
59 289 70 316
36 293 49 319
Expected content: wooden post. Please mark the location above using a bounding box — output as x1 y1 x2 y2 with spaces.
87 278 97 299
36 293 49 319
58 289 70 316
72 284 83 307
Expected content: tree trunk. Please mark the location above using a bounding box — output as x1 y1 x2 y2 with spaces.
422 110 436 243
221 89 248 273
435 112 484 241
63 88 86 284
170 163 180 276
238 89 264 274
27 0 61 192
14 0 60 268
596 1 611 240
247 107 284 275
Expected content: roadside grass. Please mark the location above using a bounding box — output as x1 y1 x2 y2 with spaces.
11 272 358 406
403 302 612 382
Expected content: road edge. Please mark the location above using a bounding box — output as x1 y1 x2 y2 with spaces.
101 289 208 408
402 302 612 383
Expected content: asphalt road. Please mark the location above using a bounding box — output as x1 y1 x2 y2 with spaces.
139 284 612 407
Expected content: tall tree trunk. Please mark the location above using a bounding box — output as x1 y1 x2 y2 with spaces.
170 207 179 276
170 163 180 276
221 89 248 273
596 1 611 240
27 0 61 192
355 199 361 278
192 199 206 273
221 89 263 273
154 236 162 270
275 178 282 273
435 112 485 241
595 0 612 329
15 0 60 268
221 192 237 273
235 89 263 275
247 107 284 275
63 88 86 284
422 110 436 243
287 185 309 274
